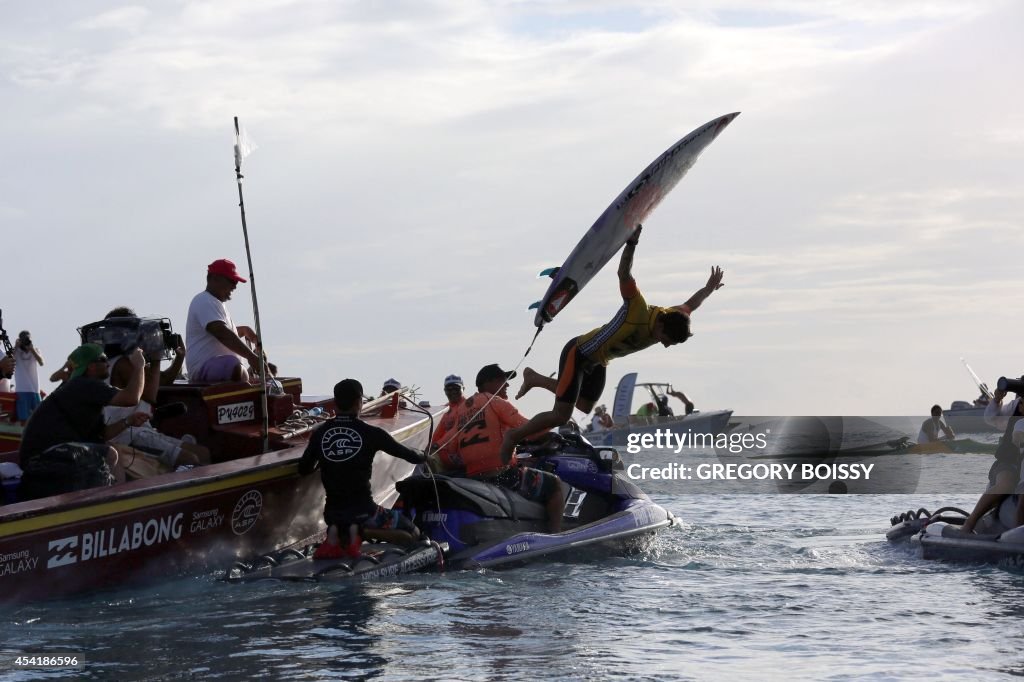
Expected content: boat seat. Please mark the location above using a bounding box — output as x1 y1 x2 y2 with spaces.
397 475 547 522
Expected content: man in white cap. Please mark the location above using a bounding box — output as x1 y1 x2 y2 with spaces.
185 258 270 383
429 374 467 463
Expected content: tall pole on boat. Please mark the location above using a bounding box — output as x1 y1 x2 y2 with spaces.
234 116 270 452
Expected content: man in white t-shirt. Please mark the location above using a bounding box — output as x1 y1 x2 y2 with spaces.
13 330 44 423
185 259 269 383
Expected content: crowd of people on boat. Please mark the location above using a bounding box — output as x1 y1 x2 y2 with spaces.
6 258 272 501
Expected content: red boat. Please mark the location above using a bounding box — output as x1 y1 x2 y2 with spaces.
0 379 438 603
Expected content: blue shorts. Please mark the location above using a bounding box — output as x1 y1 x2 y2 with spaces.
15 392 41 421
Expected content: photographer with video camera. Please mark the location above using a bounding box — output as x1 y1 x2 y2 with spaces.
959 376 1024 534
12 330 44 423
18 344 146 500
100 307 210 470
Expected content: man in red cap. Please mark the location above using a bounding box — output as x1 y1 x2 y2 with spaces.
185 258 270 383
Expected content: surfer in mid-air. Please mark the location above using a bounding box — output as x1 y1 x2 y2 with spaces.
499 225 724 461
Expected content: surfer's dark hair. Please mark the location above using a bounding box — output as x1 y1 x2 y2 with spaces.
931 404 942 416
661 311 691 343
334 379 364 410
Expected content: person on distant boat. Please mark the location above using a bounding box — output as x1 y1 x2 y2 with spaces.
428 374 468 466
590 404 614 432
503 225 724 462
636 401 657 417
974 392 990 408
101 307 210 469
13 330 44 424
959 385 1024 534
185 259 271 383
17 344 145 500
439 364 565 533
298 378 426 559
667 388 695 415
916 404 956 445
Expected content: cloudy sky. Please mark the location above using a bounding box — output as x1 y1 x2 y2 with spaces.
2 0 1021 417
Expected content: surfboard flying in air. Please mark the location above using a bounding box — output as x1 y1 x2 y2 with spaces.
532 112 739 328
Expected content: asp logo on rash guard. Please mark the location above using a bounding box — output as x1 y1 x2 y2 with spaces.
321 426 363 462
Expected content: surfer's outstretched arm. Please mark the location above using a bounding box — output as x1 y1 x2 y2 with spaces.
617 225 642 282
678 266 724 313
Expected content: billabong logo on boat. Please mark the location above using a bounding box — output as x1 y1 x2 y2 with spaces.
45 514 184 569
232 490 262 535
321 427 363 462
47 536 79 569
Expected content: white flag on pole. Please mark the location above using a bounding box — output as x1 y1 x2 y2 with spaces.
234 123 258 170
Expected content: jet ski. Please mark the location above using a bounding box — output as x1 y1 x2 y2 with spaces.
223 537 446 583
396 428 677 568
887 497 1024 565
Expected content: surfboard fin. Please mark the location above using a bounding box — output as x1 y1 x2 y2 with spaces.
527 301 541 311
537 267 560 279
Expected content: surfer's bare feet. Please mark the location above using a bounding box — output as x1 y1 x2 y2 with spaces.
516 367 541 400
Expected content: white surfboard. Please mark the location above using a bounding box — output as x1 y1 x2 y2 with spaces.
534 112 739 328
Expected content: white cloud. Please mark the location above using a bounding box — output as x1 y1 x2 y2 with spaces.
0 0 1021 417
74 6 150 32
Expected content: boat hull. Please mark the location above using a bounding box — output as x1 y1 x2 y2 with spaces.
943 406 999 434
0 410 434 603
459 498 673 568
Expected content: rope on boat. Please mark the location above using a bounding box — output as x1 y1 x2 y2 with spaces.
429 326 543 457
889 506 970 526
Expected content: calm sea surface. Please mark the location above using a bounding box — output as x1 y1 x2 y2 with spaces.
4 445 1023 681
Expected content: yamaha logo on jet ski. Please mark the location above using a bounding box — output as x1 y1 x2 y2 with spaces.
506 541 531 555
321 427 363 462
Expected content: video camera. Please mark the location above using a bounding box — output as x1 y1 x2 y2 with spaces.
78 316 181 362
997 376 1024 395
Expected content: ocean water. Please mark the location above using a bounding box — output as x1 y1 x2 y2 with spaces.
3 447 1023 681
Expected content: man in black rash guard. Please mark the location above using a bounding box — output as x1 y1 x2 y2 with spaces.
299 378 426 559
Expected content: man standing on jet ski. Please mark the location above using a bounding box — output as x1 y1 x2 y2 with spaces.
501 225 724 461
298 378 426 559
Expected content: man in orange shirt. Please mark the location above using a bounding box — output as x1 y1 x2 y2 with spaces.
501 225 723 460
429 374 468 466
453 364 565 533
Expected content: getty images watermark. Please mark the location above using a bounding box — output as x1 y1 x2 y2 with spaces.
621 421 879 487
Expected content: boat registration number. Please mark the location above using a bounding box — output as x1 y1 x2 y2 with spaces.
217 401 256 424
